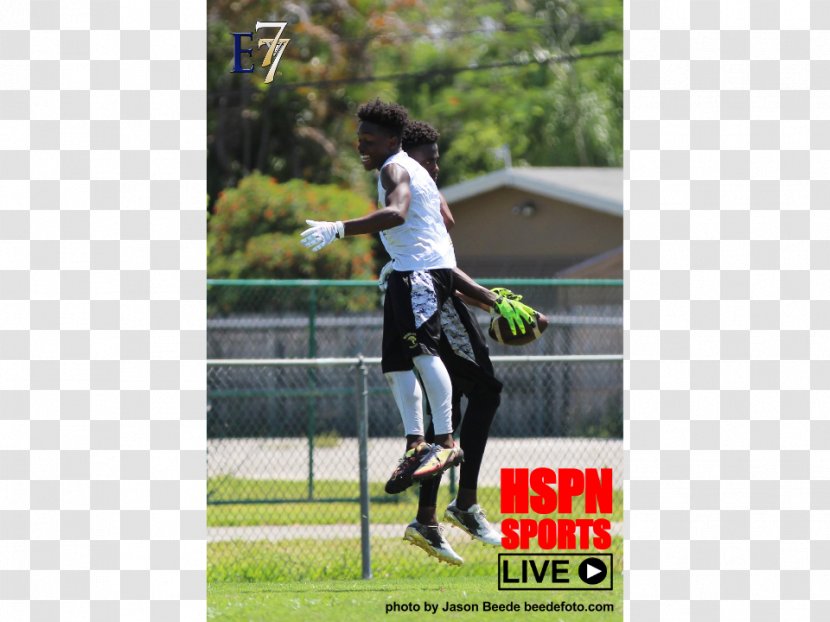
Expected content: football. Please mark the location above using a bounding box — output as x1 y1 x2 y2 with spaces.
488 311 549 346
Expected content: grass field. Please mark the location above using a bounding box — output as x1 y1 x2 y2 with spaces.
208 478 623 527
209 534 622 581
208 575 623 622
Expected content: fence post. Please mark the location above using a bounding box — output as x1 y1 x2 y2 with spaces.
306 286 318 500
356 356 372 579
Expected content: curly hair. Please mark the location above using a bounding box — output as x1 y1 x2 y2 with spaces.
402 120 440 150
356 98 409 137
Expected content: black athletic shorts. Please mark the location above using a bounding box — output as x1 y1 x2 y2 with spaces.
381 268 454 373
438 296 503 396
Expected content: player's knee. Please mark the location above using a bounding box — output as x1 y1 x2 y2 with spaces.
478 385 501 408
473 387 501 421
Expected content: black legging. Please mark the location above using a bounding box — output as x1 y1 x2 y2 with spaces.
419 382 501 507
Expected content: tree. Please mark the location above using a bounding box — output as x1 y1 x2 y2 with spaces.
206 0 623 202
208 173 378 312
209 172 376 279
207 0 420 202
391 0 623 179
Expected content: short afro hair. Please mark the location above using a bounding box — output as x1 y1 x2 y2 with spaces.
357 98 409 138
402 120 440 151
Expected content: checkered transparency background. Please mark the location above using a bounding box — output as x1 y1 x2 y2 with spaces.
626 1 829 620
3 0 828 619
0 2 206 621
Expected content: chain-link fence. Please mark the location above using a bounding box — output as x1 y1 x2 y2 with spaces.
206 280 622 582
207 279 622 360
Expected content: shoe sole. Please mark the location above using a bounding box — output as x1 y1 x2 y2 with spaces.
403 531 463 566
411 451 464 481
444 510 503 547
384 479 414 494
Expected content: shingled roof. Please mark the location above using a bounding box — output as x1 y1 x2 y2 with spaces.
441 167 623 217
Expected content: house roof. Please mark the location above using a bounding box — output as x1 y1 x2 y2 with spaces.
556 245 624 278
441 166 623 217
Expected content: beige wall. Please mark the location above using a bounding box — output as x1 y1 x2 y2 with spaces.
445 188 622 276
449 188 621 258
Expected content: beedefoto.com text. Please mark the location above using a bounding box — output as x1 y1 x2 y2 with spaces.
385 600 614 614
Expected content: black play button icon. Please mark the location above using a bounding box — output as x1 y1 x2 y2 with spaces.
577 557 608 585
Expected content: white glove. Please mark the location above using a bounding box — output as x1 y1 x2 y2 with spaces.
300 219 344 252
378 261 394 293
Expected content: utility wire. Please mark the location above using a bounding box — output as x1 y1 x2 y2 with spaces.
208 48 623 97
276 49 622 89
210 16 620 45
320 19 622 44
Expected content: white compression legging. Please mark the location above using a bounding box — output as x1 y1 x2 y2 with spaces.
385 370 423 437
384 355 454 437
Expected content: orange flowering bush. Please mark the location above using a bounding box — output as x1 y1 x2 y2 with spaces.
209 173 376 281
208 173 379 313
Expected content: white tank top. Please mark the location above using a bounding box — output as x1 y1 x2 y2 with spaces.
377 151 456 271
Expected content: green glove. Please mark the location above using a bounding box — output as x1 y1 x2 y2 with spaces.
491 288 538 336
493 295 525 335
491 287 524 302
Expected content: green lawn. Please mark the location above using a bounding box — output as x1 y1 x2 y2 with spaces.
208 575 623 622
208 478 623 527
209 535 623 582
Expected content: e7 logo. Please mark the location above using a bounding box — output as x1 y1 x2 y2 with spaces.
231 22 290 84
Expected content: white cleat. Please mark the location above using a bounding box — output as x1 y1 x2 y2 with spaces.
403 520 464 566
444 500 504 546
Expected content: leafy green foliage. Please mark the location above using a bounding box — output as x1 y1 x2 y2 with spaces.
209 173 375 279
207 173 378 312
393 0 623 179
207 0 623 207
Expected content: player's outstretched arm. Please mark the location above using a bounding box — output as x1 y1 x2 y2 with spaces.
343 164 411 236
300 219 344 252
299 164 412 252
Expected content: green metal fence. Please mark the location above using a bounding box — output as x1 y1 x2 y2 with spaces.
207 278 623 360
